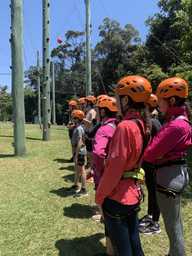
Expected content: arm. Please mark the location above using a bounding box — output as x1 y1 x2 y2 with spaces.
144 124 184 163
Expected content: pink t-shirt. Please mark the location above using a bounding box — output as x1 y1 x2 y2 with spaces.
92 118 116 188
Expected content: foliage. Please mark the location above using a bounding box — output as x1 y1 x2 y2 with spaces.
94 18 141 91
0 86 12 121
174 0 192 62
24 86 37 123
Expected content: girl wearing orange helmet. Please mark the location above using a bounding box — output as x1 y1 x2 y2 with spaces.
96 75 152 256
84 95 97 124
93 96 118 255
144 77 192 256
78 97 86 112
68 110 88 197
139 94 162 235
67 99 79 162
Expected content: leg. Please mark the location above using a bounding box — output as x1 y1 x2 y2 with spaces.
128 212 144 256
145 170 155 217
104 213 133 256
157 192 185 256
74 163 80 187
81 165 87 190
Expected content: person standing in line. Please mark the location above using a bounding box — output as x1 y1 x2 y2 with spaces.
67 99 78 162
92 96 118 256
67 110 88 197
96 75 152 256
143 77 192 256
139 94 162 235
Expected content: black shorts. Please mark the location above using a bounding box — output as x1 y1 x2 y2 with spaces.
77 154 86 167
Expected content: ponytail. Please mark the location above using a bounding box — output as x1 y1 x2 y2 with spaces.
143 107 152 138
185 101 192 121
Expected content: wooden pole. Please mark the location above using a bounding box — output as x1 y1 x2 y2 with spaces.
11 0 26 156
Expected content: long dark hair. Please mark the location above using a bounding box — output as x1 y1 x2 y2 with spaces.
102 108 117 118
126 96 152 136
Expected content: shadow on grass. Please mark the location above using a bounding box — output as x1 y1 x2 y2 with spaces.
55 233 105 256
0 135 13 138
54 158 73 164
59 165 74 172
0 153 15 158
64 203 94 219
26 136 42 141
63 174 74 182
50 187 75 198
0 135 41 141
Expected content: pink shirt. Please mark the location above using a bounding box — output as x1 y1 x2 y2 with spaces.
92 118 116 188
93 118 116 158
144 107 192 165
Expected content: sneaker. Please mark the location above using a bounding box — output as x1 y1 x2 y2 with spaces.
139 215 152 227
73 188 88 198
92 214 102 222
140 222 161 235
66 185 80 192
69 157 74 162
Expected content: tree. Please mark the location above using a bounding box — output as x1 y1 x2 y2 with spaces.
95 18 141 91
146 0 184 71
0 86 12 121
51 30 86 96
139 64 168 91
24 86 37 123
174 0 192 62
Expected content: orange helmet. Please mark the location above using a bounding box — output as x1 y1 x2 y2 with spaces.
86 95 96 104
78 97 86 105
156 77 188 99
96 94 108 104
146 94 158 108
96 96 118 112
97 94 108 100
68 100 78 107
115 75 152 102
71 110 85 120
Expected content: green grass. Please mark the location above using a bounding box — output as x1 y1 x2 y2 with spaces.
0 124 192 256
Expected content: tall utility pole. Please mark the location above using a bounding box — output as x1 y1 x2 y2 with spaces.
10 0 26 156
37 50 42 129
85 0 92 96
42 0 51 140
51 62 56 125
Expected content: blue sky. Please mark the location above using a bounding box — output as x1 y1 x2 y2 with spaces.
0 0 159 89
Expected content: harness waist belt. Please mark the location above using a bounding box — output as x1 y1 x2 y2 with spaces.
122 168 145 181
155 159 186 169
